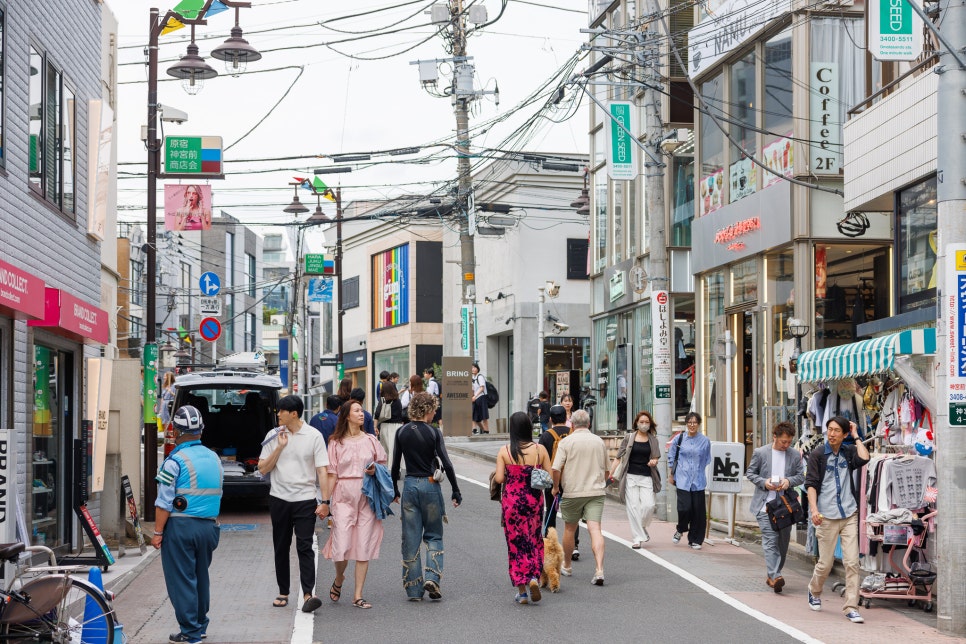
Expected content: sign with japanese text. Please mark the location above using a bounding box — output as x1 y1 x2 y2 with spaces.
199 296 222 316
163 136 223 176
945 245 966 425
651 291 672 399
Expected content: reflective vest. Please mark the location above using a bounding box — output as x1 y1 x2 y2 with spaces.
164 441 223 519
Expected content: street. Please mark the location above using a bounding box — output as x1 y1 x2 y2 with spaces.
113 452 947 644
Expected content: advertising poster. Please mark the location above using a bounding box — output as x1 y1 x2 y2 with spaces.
729 157 757 202
700 168 724 216
164 184 212 231
372 244 409 329
763 136 794 188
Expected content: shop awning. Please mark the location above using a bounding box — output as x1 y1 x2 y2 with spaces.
797 328 936 382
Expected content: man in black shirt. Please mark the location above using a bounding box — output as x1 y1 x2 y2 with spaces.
391 392 462 601
539 405 580 558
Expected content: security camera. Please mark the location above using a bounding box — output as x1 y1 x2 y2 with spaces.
552 321 569 334
159 104 189 124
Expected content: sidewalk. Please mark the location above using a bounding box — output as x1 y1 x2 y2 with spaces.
445 435 955 643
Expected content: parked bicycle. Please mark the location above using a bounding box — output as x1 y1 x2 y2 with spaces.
580 386 597 431
0 542 117 643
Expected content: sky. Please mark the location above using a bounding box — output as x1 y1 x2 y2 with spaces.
107 0 590 237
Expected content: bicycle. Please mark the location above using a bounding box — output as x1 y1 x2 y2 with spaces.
0 541 117 643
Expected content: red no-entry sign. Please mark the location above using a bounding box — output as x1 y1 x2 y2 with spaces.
199 317 221 342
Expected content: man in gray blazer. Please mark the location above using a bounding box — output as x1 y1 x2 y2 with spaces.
746 421 805 593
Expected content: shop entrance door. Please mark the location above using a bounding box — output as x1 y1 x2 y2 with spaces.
729 310 760 468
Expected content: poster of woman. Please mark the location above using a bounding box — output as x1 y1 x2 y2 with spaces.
164 184 212 231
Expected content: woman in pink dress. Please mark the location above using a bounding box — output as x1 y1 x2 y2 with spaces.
322 400 387 609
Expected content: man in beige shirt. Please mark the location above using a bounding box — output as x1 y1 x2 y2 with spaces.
551 409 609 586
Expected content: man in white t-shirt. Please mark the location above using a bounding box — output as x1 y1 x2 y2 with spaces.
258 395 330 613
471 363 489 434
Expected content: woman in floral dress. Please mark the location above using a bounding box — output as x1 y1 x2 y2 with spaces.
494 411 552 604
322 400 387 609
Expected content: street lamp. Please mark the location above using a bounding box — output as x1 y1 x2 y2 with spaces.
786 317 810 430
306 176 345 382
144 0 257 520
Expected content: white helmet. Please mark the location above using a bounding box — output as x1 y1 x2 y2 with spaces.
173 405 204 434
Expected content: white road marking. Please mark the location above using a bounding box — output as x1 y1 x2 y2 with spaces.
456 473 822 644
290 532 319 644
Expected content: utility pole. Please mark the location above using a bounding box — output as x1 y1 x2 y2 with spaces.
933 0 966 634
451 0 477 363
641 1 671 520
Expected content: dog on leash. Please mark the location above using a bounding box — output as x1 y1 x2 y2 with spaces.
541 527 564 592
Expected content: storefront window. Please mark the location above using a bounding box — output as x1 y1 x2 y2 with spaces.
372 346 410 395
699 74 724 216
765 250 795 408
32 345 68 548
731 258 758 305
763 29 793 188
593 170 608 273
701 272 725 426
898 177 937 313
730 53 757 203
671 135 695 246
815 244 891 348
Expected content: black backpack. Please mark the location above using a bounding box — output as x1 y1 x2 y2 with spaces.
485 381 499 409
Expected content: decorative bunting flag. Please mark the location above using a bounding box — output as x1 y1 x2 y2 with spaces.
160 17 185 35
204 0 229 18
313 177 336 201
173 0 205 20
177 325 193 344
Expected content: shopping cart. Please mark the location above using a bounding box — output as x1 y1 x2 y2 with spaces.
848 509 937 612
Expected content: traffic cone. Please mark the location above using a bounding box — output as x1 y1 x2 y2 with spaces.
81 567 110 644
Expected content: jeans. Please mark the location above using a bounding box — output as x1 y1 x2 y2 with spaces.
756 509 791 579
401 477 445 598
809 512 861 613
675 489 706 545
625 474 656 544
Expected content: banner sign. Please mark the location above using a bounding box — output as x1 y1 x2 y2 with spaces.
308 277 333 303
605 101 637 181
651 291 672 399
809 63 842 175
441 356 474 437
372 244 409 329
945 246 966 425
870 0 924 61
164 184 212 231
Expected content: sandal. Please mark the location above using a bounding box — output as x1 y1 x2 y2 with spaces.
301 596 322 613
352 598 372 609
272 595 289 608
329 581 343 602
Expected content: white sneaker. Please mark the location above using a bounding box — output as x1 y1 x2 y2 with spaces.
845 610 864 623
689 543 702 550
561 566 572 576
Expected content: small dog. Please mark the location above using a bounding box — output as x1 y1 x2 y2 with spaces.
541 527 564 593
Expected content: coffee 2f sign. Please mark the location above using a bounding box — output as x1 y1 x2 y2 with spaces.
809 63 841 175
870 0 924 61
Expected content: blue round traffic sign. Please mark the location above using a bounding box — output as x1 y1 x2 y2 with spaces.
199 272 221 296
199 317 222 342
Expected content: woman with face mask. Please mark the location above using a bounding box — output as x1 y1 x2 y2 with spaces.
609 411 662 548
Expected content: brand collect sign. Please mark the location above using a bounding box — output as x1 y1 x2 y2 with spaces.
29 288 109 344
0 258 45 319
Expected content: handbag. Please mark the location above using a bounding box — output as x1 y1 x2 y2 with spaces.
530 465 553 490
765 488 805 531
377 398 392 421
610 433 632 482
488 470 502 501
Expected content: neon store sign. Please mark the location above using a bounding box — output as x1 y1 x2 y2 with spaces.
713 216 761 251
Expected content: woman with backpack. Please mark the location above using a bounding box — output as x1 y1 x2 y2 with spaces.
375 382 404 458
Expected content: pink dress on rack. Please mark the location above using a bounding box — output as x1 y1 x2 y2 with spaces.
322 432 387 562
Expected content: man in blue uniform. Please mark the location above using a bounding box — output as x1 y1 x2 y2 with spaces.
152 405 223 644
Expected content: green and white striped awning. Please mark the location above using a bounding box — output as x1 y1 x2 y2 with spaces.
797 328 936 382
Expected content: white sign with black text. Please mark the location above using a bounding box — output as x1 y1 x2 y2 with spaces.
707 441 745 494
809 63 842 175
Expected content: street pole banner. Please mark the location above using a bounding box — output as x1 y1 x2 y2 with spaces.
652 291 672 399
869 0 924 61
605 101 637 181
707 442 745 493
945 245 966 425
441 356 474 437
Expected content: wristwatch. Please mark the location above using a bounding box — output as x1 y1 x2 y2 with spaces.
319 500 330 505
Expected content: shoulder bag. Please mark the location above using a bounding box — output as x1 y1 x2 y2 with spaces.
765 488 805 531
377 398 392 421
489 446 510 501
610 432 633 482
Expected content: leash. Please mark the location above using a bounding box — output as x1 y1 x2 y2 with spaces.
543 493 560 536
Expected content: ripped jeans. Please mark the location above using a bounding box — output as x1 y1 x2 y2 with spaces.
401 477 445 599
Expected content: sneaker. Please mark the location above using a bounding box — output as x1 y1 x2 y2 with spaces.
571 548 580 561
169 634 202 644
591 570 604 586
423 580 442 601
514 592 528 604
561 566 572 577
808 592 822 611
689 543 702 550
845 610 864 623
672 531 682 544
528 578 541 603
472 428 480 435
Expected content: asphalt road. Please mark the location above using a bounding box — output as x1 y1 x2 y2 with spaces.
313 461 799 644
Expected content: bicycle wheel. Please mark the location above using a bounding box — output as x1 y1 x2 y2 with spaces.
0 574 115 643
